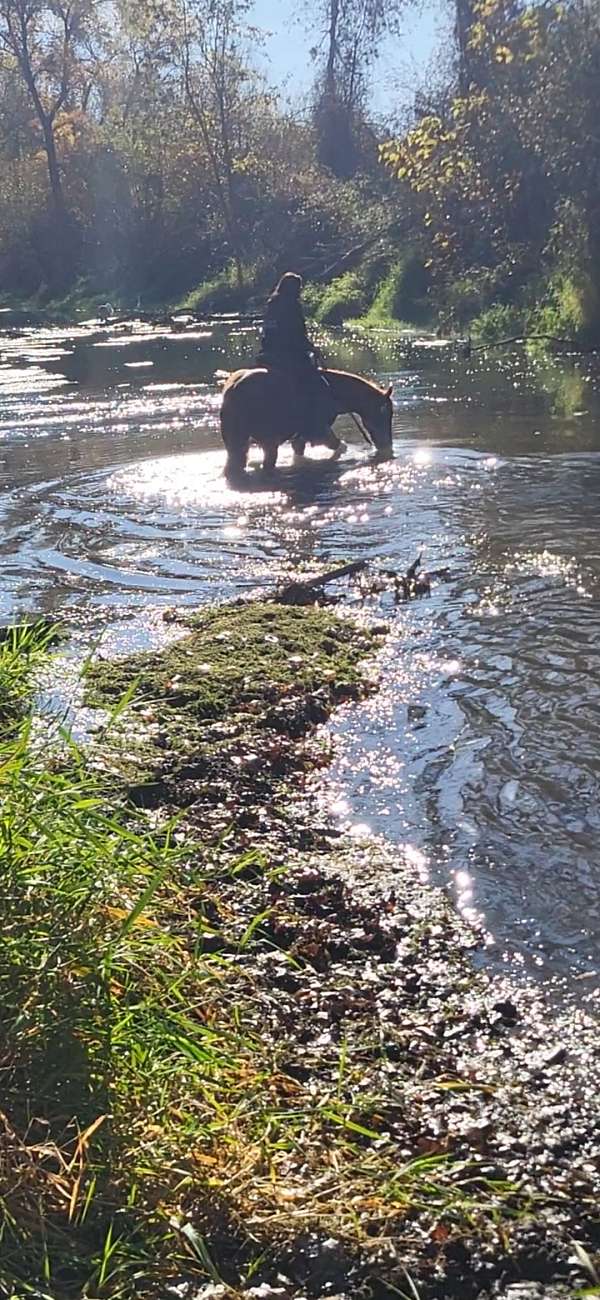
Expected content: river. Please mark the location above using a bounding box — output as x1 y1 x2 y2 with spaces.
1 316 599 998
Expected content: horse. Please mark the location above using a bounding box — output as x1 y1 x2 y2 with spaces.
220 366 394 476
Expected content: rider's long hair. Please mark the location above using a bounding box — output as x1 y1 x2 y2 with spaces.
268 272 303 304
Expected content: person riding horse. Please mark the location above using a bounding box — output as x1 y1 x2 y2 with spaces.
257 272 341 454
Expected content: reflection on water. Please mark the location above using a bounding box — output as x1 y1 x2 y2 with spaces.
2 319 600 994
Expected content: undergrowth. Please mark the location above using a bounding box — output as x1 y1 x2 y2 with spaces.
0 621 56 733
1 615 597 1298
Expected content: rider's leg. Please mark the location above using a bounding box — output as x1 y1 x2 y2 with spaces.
320 426 342 450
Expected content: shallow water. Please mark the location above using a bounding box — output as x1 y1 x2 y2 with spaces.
2 318 600 995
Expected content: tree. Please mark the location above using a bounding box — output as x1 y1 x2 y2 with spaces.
0 0 101 217
178 0 254 287
381 0 600 337
308 0 406 176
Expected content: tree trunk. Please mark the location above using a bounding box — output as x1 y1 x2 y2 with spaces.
455 0 476 93
326 0 340 91
41 113 66 216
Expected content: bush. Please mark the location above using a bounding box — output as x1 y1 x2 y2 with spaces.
311 270 369 324
528 272 598 342
301 280 326 318
178 260 268 313
364 255 430 325
445 272 495 326
471 302 525 342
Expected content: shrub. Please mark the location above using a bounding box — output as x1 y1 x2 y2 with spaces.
312 270 369 324
528 272 598 342
472 302 525 342
362 255 430 325
178 260 268 313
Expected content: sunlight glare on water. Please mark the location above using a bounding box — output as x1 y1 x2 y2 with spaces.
2 321 600 993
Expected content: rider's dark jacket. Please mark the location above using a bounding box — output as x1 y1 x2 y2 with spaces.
259 291 313 366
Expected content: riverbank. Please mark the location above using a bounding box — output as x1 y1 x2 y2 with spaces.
1 600 599 1299
3 251 598 350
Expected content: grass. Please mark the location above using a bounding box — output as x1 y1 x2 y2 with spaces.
305 271 370 326
1 611 598 1298
0 620 57 733
361 259 430 328
176 260 268 315
0 607 389 1295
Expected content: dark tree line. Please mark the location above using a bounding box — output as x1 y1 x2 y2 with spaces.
2 0 600 341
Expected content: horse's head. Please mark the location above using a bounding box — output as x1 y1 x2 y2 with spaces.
364 383 394 460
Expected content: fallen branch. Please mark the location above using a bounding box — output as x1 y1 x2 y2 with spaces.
470 333 579 354
273 560 368 606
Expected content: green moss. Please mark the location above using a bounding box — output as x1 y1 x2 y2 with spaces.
86 601 374 720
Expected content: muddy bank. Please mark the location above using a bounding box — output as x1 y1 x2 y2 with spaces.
80 598 600 1299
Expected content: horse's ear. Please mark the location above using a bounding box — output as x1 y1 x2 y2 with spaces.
385 384 393 398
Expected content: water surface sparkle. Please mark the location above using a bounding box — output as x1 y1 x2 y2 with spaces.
2 322 600 992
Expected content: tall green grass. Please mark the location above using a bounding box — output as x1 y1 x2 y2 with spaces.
177 259 268 314
362 256 430 326
0 625 219 1292
0 621 57 732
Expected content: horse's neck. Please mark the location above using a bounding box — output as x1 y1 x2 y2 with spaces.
325 369 378 416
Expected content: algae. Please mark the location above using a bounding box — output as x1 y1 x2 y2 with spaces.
84 601 380 822
86 601 375 719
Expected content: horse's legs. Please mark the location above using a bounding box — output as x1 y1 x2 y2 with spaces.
224 435 250 479
293 428 346 463
262 442 278 473
322 429 346 460
292 436 307 464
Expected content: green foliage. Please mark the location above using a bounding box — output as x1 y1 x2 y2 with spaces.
177 261 268 313
364 255 430 324
4 0 600 338
0 0 394 310
527 264 600 343
0 602 378 1293
471 301 525 343
0 622 57 733
301 280 327 318
445 271 497 326
310 270 370 325
382 0 600 340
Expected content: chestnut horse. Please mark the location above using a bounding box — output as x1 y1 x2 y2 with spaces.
220 366 394 476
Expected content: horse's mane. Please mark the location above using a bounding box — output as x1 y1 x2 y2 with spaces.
322 367 388 396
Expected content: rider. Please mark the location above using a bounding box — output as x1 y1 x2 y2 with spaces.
257 272 340 452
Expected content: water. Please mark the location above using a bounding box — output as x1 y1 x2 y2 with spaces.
2 318 600 995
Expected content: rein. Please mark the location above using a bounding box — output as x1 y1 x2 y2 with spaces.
348 411 374 448
319 366 375 449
